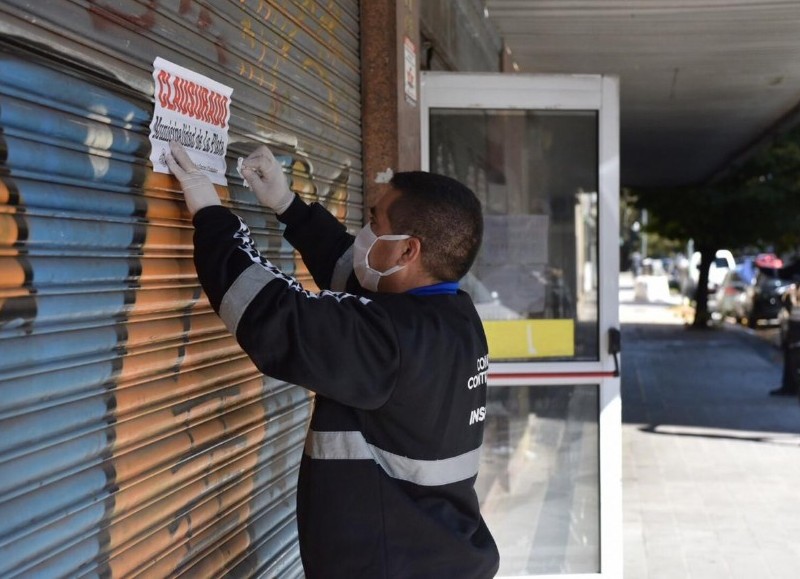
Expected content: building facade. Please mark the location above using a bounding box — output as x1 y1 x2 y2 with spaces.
0 1 507 576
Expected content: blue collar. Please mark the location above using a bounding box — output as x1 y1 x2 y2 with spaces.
407 281 459 296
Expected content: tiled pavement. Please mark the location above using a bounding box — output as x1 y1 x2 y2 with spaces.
620 274 800 578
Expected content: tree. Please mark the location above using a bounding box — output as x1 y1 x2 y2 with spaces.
633 125 800 328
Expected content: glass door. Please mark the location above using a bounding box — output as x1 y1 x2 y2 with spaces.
421 73 621 578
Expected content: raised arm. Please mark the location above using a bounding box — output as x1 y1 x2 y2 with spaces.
166 141 397 407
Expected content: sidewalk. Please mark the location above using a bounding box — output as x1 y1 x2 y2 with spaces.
620 274 800 578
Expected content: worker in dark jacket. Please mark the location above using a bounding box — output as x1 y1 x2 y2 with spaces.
166 141 500 578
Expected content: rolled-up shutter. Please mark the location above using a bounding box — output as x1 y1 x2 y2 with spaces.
0 1 361 577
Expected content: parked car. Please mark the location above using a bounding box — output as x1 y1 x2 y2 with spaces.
686 249 735 297
744 266 792 328
460 272 522 321
754 252 783 269
772 259 800 345
711 267 750 323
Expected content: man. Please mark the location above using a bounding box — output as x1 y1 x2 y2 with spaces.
772 260 800 398
166 141 500 578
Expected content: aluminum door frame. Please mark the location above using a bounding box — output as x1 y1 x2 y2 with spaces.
420 71 622 579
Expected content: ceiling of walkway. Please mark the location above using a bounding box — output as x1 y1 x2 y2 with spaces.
484 0 800 189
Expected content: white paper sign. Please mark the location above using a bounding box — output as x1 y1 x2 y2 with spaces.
477 215 550 315
403 37 417 105
149 57 233 186
480 214 549 266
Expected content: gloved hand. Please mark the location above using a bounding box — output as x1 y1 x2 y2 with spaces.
165 141 222 215
240 145 295 214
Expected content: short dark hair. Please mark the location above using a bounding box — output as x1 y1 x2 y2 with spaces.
387 171 483 281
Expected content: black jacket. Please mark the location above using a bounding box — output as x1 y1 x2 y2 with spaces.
193 199 499 578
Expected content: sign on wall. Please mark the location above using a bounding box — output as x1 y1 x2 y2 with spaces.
403 37 417 106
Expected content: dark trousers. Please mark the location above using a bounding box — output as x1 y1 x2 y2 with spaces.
781 319 800 393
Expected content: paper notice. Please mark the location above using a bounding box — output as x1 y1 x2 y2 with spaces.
149 57 233 186
403 37 417 105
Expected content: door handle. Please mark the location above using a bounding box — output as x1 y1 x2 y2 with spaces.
608 327 621 377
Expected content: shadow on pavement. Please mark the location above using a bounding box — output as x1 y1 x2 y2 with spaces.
621 320 800 437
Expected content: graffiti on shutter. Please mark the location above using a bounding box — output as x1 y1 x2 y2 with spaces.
0 1 360 576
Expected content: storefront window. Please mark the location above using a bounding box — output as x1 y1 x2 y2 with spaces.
430 109 599 361
475 384 600 575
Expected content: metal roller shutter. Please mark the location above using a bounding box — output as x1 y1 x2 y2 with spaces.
0 1 361 576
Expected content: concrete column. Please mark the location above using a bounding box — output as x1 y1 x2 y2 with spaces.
360 0 420 205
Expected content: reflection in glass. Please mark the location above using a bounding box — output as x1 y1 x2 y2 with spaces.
476 385 600 575
431 109 599 361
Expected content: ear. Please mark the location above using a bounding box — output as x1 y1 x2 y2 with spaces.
397 237 422 266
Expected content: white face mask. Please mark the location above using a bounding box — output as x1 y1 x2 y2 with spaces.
353 224 411 291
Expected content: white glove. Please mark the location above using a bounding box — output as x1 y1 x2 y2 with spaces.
165 141 222 215
240 145 295 214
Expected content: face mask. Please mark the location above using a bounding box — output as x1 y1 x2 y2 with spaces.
353 224 411 291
